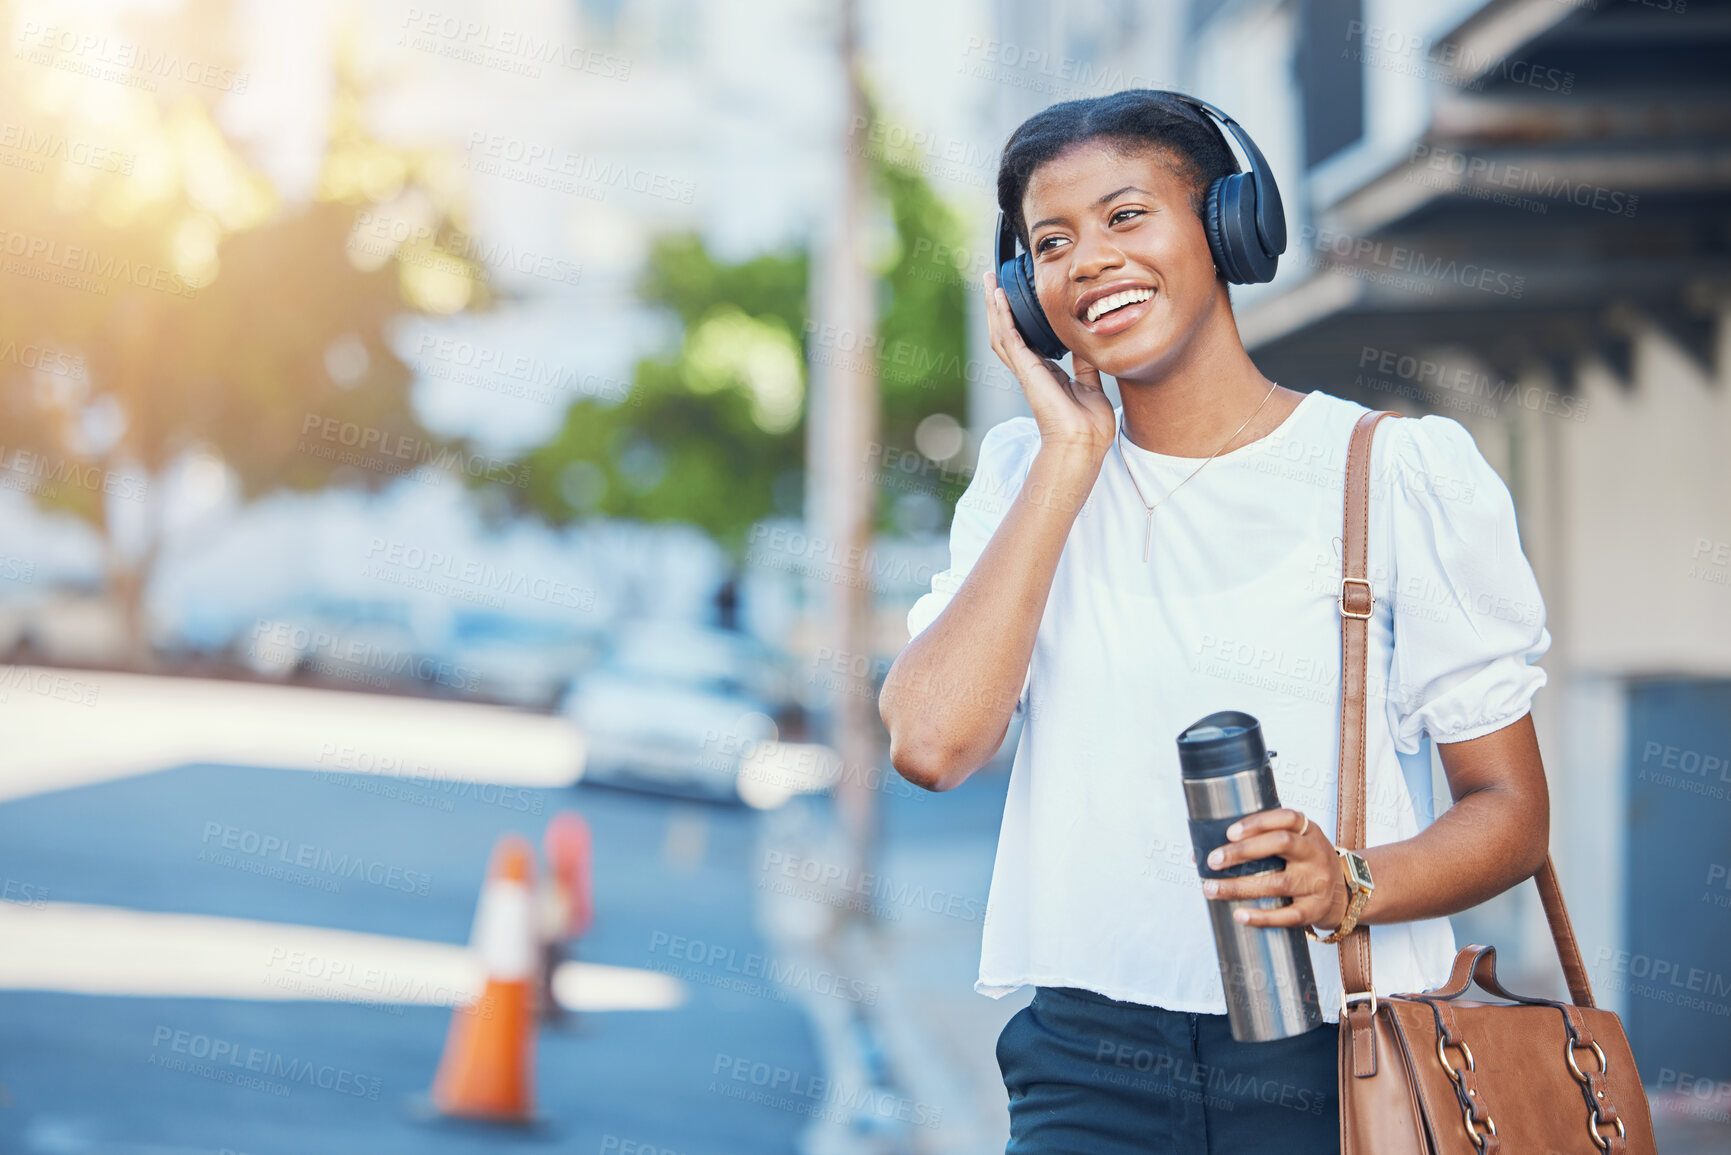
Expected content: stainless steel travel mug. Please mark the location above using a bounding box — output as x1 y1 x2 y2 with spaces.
1177 710 1323 1042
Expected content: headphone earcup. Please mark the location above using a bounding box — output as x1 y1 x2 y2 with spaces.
1207 172 1278 284
998 251 1067 360
1203 177 1234 281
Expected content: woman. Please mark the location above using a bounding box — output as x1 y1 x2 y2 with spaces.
878 90 1552 1154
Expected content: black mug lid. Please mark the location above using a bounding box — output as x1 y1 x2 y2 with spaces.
1176 710 1267 778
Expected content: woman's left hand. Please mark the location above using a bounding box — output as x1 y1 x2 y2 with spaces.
1199 808 1351 930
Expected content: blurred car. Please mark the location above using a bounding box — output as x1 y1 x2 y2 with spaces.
605 618 792 708
235 600 458 696
559 620 792 802
440 610 600 709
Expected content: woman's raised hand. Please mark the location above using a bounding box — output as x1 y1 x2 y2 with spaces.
984 271 1117 463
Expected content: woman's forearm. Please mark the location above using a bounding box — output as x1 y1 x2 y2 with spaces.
1356 715 1551 926
880 443 1101 791
1355 785 1548 925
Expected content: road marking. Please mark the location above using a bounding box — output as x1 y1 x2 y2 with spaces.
0 901 683 1011
0 666 585 803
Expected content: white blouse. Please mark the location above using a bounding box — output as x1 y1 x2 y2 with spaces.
904 390 1551 1022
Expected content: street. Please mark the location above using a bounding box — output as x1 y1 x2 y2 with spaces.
0 759 828 1154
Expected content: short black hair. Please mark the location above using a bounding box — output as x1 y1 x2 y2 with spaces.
996 90 1240 250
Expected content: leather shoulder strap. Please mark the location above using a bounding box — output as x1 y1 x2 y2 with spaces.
1536 852 1598 1008
1334 409 1599 1024
1337 409 1396 1076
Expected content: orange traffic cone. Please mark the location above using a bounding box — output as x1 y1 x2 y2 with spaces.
430 835 537 1123
536 812 594 1023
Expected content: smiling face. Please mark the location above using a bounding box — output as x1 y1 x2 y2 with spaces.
1020 138 1227 381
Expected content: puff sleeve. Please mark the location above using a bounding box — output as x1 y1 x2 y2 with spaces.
905 416 1041 718
1384 415 1552 754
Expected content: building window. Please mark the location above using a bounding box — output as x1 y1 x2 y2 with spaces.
1297 0 1364 167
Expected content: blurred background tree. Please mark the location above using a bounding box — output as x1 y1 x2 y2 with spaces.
505 105 972 551
0 1 488 664
869 133 973 533
511 233 809 551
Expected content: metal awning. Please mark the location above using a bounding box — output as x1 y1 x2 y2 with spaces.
1243 0 1731 405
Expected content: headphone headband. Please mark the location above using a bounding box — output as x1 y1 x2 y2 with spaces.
1165 93 1287 258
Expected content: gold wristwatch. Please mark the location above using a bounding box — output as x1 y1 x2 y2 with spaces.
1306 846 1374 944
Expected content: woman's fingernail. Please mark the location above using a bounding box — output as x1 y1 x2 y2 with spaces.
1207 850 1224 868
1233 909 1250 924
1227 823 1243 839
1201 881 1217 897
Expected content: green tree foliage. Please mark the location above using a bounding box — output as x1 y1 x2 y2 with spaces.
871 157 969 449
513 234 810 551
869 143 973 530
511 109 973 549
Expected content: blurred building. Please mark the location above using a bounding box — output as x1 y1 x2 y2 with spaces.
964 1 1188 431
965 0 1731 1087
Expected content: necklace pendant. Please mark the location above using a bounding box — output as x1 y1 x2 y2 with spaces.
1143 510 1154 564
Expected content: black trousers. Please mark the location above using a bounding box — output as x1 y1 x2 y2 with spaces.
996 987 1340 1154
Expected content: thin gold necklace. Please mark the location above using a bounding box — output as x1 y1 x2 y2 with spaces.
1115 380 1280 563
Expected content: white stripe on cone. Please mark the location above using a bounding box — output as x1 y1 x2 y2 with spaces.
470 879 536 981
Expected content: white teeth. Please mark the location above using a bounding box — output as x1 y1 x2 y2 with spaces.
1085 287 1154 324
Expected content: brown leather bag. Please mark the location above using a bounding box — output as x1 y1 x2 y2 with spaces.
1332 411 1656 1155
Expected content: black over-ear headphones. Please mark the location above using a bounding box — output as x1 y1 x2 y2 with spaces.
993 93 1288 361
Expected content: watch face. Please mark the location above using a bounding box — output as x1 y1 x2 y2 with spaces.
1344 851 1374 891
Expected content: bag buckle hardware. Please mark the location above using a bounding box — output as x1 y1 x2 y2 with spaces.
1342 986 1378 1017
1338 578 1375 620
1436 1033 1498 1148
1565 1034 1623 1150
1566 1036 1608 1084
1463 1108 1498 1150
1588 1111 1625 1152
1436 1034 1476 1083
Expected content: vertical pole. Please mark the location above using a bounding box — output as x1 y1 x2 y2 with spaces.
806 0 881 905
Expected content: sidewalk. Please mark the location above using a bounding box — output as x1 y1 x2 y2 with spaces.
757 749 1026 1155
840 846 1029 1155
